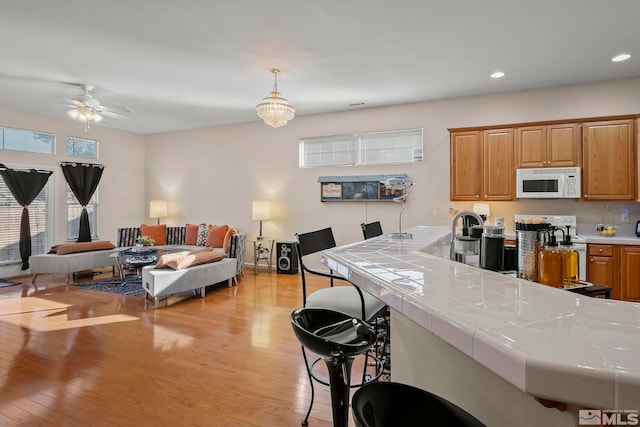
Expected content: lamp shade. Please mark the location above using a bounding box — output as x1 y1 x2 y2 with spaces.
252 200 271 221
472 203 491 217
150 200 168 219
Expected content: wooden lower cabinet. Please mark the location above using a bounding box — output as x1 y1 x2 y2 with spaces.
621 246 640 302
587 244 620 300
587 243 640 301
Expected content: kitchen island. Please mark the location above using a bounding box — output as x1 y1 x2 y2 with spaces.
321 226 640 427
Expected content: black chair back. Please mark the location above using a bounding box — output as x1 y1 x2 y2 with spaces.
295 227 347 308
361 221 383 240
296 227 336 257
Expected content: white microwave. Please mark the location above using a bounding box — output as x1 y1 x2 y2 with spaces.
516 167 581 199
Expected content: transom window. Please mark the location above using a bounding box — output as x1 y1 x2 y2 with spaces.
67 136 98 159
0 127 55 154
299 128 423 167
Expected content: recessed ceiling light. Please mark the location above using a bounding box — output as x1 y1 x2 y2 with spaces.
612 53 631 62
490 71 505 79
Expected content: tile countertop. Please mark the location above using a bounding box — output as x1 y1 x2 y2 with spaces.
321 226 640 409
580 233 640 245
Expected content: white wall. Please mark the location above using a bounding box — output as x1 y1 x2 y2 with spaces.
1 107 146 278
145 77 640 256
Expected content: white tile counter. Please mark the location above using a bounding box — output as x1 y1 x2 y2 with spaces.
580 233 640 246
321 226 640 425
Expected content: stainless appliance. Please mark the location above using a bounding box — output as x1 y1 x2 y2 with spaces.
514 215 586 281
516 167 581 199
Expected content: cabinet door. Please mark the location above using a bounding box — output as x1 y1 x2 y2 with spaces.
621 246 640 302
587 255 619 299
450 131 482 201
515 126 546 168
483 129 514 201
582 119 636 200
546 123 579 167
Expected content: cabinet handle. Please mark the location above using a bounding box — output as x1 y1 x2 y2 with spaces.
590 258 594 262
598 248 603 253
584 195 588 198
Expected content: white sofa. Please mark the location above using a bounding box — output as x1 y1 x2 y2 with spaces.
30 250 116 284
141 257 237 304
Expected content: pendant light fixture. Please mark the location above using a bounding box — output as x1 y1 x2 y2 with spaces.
256 69 295 128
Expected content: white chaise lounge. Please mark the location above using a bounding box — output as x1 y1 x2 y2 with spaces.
141 257 237 305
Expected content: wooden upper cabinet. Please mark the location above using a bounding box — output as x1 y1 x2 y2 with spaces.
483 128 514 200
515 123 579 168
450 131 482 200
450 129 515 201
582 119 636 200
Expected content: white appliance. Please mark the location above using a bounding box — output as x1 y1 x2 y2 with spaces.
514 215 586 281
516 167 581 199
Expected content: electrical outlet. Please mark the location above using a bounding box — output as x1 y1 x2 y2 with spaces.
432 209 439 218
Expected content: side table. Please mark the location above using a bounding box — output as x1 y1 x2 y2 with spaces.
250 238 275 275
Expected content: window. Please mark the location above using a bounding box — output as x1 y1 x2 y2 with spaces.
0 169 51 265
67 136 98 159
299 128 423 167
67 186 99 240
0 127 55 154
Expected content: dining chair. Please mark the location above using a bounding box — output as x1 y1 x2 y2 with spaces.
360 221 383 240
294 227 387 425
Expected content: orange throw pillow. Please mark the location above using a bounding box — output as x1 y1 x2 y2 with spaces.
223 227 237 254
49 241 116 255
140 224 167 246
166 250 226 269
185 223 199 245
206 224 229 248
154 251 189 269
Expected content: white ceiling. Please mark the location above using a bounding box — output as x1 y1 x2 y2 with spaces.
1 1 639 135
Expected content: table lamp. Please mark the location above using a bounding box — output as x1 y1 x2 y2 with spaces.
149 200 168 225
252 200 271 240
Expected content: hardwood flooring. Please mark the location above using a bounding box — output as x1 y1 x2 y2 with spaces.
0 267 370 426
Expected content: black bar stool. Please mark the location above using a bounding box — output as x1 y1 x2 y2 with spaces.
290 308 377 427
352 382 486 427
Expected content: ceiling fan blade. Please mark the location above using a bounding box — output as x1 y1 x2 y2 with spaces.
99 110 131 120
101 105 133 114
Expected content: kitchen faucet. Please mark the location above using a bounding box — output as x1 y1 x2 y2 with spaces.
450 210 485 261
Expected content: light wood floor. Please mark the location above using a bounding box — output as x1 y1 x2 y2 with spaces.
0 267 373 427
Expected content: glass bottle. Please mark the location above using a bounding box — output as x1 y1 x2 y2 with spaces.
559 237 579 285
537 233 563 288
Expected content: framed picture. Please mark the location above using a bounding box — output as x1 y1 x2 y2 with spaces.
342 182 379 200
321 182 342 201
318 174 409 202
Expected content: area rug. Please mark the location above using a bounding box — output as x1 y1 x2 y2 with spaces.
72 276 146 297
0 279 20 288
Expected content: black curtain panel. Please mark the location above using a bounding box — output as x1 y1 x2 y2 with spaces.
61 162 104 242
0 164 53 270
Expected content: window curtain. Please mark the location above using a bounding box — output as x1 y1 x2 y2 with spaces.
0 163 53 270
61 162 104 243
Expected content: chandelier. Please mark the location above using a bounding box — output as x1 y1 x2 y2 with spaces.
256 69 295 128
67 105 103 131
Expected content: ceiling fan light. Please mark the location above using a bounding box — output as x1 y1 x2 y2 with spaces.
67 109 79 120
256 69 295 128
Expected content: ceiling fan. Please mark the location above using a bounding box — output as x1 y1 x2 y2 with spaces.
63 84 132 130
